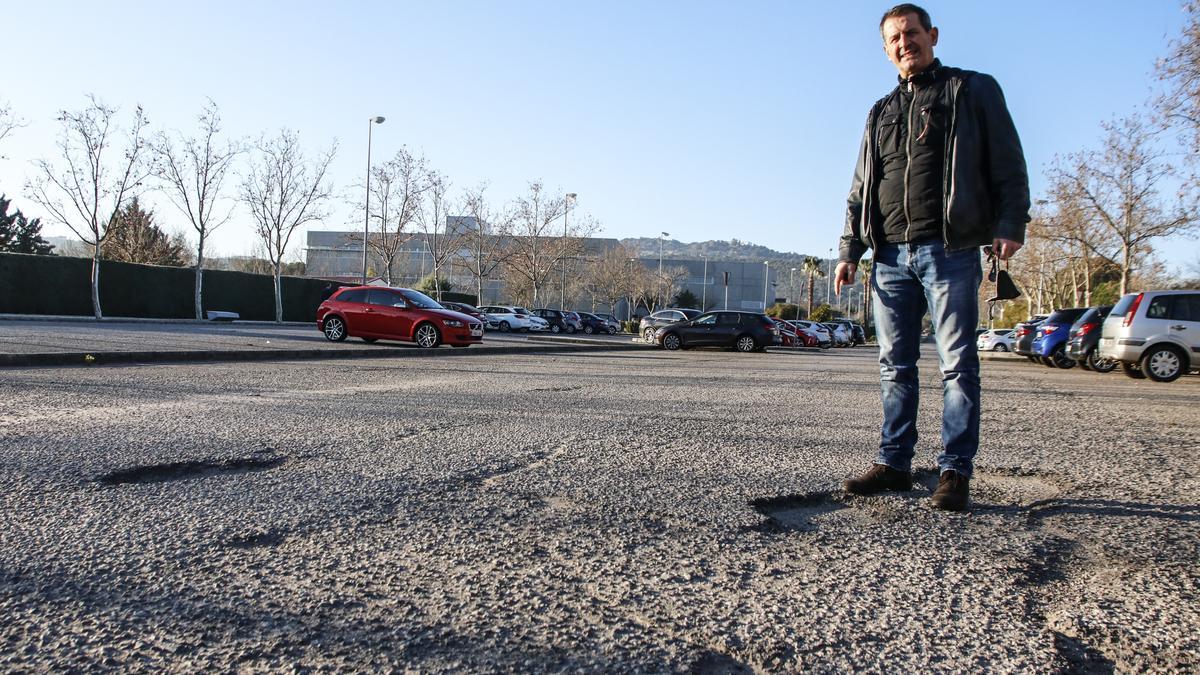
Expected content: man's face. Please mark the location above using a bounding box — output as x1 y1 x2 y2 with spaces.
882 13 938 79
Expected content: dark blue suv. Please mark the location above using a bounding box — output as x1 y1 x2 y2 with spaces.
1030 307 1090 368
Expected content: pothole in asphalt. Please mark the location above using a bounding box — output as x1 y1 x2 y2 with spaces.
914 467 1063 507
97 450 285 485
227 529 288 549
748 491 852 532
691 650 754 674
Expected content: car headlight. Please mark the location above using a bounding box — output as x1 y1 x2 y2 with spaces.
442 319 464 327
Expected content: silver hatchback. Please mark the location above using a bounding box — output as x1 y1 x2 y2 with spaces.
1098 290 1200 382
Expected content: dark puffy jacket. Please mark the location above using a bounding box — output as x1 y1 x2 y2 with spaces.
840 67 1030 264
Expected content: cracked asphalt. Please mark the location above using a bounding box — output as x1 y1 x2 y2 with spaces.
1 347 1197 672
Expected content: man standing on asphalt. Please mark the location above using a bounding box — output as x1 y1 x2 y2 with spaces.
837 4 1030 511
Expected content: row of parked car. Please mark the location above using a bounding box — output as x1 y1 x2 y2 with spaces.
445 304 622 335
997 288 1199 383
637 308 867 352
314 285 633 348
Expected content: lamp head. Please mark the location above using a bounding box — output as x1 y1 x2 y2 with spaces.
372 116 385 124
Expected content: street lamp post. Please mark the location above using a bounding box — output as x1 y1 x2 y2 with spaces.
361 116 385 285
826 247 833 308
627 257 636 320
659 232 669 273
790 267 798 319
700 255 708 311
561 192 577 309
763 260 770 310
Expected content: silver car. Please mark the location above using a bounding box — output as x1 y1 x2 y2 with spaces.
1099 290 1200 382
977 328 1015 352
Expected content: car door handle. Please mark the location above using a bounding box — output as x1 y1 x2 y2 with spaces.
1171 325 1187 330
364 308 374 313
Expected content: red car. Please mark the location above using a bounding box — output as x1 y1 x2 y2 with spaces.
316 286 484 348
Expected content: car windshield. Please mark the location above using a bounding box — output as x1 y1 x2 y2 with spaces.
398 289 444 309
514 307 531 314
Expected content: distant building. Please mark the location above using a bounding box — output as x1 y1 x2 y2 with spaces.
303 227 779 315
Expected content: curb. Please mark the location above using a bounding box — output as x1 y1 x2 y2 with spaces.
0 342 647 369
0 314 310 327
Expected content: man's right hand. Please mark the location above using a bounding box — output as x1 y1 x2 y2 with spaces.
834 262 857 295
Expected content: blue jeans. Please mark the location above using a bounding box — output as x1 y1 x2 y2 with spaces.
871 241 982 478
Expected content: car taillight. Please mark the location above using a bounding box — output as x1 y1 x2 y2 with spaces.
1042 325 1058 334
515 314 526 319
1122 293 1143 328
1015 327 1028 337
1076 322 1097 336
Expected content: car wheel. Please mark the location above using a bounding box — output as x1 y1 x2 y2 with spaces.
662 332 682 351
1087 350 1117 373
1120 361 1147 379
567 326 577 334
362 337 377 344
1140 345 1186 382
323 316 347 342
550 324 560 334
735 334 757 353
992 344 1008 352
499 321 511 333
414 323 442 348
608 327 618 335
1050 346 1075 369
642 327 656 343
584 326 594 334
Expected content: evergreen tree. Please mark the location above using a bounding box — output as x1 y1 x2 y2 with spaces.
0 195 55 255
103 198 189 266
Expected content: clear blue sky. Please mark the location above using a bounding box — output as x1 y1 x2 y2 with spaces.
2 1 1197 270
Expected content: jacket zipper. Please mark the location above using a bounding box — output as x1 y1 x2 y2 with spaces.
903 80 916 243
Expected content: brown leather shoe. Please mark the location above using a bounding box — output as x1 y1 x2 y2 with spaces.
930 470 970 511
843 464 913 495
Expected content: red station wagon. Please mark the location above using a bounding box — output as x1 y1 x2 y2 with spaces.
316 286 484 348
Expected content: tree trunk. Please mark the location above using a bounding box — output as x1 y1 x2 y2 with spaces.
1120 243 1131 296
194 236 206 320
91 249 103 320
273 267 283 323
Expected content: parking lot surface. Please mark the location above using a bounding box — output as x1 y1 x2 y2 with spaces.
1 348 1197 671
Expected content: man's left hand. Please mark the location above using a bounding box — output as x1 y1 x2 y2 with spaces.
992 238 1022 260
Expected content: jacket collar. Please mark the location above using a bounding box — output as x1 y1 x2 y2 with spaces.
898 58 944 88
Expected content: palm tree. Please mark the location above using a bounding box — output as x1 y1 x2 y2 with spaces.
857 257 873 326
802 256 825 318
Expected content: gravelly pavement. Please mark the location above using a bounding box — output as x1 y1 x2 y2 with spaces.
0 347 1196 672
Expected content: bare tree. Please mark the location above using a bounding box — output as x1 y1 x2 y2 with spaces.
1053 115 1198 295
151 100 242 319
416 170 461 300
351 147 427 284
1158 2 1200 163
455 183 514 305
240 130 336 322
586 244 637 315
27 95 149 319
0 100 27 157
505 181 567 307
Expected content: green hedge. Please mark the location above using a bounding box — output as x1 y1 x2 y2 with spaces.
0 252 341 322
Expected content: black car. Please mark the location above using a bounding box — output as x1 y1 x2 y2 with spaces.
1065 305 1115 372
1012 314 1049 362
654 311 780 352
532 308 582 334
574 311 616 334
